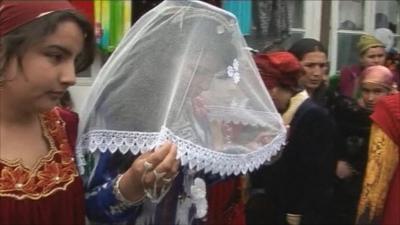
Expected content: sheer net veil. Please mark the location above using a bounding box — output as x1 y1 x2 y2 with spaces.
77 0 286 176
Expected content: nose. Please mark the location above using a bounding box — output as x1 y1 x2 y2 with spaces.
372 56 384 65
312 65 324 77
60 61 77 87
367 92 376 102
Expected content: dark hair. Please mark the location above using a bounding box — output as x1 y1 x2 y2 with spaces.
288 38 327 60
0 10 95 79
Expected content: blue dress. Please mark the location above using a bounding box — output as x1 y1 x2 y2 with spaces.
84 150 223 225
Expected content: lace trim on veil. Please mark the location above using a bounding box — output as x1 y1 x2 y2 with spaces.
76 126 286 176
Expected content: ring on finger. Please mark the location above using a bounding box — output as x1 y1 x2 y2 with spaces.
162 177 172 183
153 170 167 179
144 161 154 171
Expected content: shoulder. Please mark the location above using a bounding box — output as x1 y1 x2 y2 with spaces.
372 94 400 122
299 99 329 116
329 93 363 115
52 107 79 125
51 107 79 148
379 93 400 108
292 99 333 127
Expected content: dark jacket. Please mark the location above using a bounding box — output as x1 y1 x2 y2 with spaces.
248 99 336 225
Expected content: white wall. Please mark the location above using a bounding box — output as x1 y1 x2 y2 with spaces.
69 85 92 113
70 52 102 112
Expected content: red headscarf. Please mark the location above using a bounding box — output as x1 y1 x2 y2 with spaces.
370 93 400 146
0 0 74 37
253 52 302 91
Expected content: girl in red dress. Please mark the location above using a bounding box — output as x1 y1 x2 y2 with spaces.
0 1 95 224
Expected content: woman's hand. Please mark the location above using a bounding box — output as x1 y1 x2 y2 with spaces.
336 160 354 179
286 213 302 225
118 140 180 202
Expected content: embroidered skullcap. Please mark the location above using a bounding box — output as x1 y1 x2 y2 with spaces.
357 34 385 55
288 38 327 60
254 52 302 91
0 0 74 37
360 65 394 89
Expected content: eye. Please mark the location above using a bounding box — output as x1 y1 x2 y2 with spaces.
373 89 386 94
361 88 370 93
319 63 328 68
45 52 65 63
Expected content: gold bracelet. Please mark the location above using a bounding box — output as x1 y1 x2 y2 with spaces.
113 174 145 206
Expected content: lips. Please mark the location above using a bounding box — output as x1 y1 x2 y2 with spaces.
48 91 65 98
309 79 322 83
308 80 322 87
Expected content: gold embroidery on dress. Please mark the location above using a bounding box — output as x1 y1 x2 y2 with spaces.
0 110 78 200
357 123 399 222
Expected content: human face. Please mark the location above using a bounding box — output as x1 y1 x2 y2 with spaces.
298 51 328 93
2 21 84 113
188 55 228 98
360 47 386 67
268 86 294 114
360 82 390 111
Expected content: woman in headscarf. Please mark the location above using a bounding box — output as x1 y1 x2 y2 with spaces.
357 93 400 225
357 66 396 112
330 65 396 224
339 34 399 99
248 52 336 225
0 1 95 224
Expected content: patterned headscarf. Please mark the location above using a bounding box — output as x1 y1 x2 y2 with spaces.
254 51 302 92
360 65 394 90
0 0 74 36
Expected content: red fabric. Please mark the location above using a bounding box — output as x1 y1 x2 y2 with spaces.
0 0 74 36
56 107 79 148
206 178 246 225
0 108 85 225
69 1 94 25
253 52 302 91
371 93 400 225
371 94 400 147
382 168 400 225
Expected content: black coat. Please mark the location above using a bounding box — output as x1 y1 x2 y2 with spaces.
323 92 371 225
248 99 337 225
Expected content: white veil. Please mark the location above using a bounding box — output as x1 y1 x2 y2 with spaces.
77 0 286 176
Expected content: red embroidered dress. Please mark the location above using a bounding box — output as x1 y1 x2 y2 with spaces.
0 109 85 225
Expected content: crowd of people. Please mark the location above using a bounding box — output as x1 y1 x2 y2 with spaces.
0 1 399 225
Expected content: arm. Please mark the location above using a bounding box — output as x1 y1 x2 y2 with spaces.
85 152 142 223
84 141 180 224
